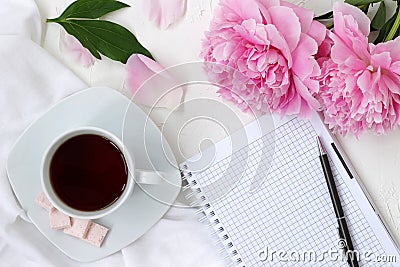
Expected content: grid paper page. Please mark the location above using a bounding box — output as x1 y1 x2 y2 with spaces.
189 118 391 267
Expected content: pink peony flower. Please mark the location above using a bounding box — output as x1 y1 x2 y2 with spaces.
201 0 327 117
143 0 186 30
315 32 333 60
317 2 400 136
60 32 95 68
126 54 183 109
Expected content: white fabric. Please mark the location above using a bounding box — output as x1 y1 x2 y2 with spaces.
0 0 224 266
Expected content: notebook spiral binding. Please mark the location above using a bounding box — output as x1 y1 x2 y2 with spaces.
181 164 245 267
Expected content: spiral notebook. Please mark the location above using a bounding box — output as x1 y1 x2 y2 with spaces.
181 113 400 266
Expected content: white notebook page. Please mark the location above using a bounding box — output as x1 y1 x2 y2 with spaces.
184 118 392 267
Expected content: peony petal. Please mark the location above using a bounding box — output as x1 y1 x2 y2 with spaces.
315 33 333 59
220 0 262 23
281 88 301 115
255 0 280 9
126 55 183 109
391 61 400 75
308 20 327 47
255 0 279 23
235 19 267 45
330 36 360 68
268 6 301 51
299 99 314 118
280 1 314 33
357 70 372 93
371 51 391 69
60 32 95 68
293 74 320 110
344 56 366 71
291 33 318 80
383 75 400 95
264 24 292 67
333 2 370 53
126 55 164 92
374 37 400 62
333 2 370 37
143 0 186 30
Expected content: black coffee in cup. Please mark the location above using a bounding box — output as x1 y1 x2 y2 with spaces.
50 134 128 211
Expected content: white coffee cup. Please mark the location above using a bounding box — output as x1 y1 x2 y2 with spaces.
41 126 162 219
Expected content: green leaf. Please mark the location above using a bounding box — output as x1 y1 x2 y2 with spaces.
58 20 153 63
374 6 399 43
47 0 154 63
371 1 386 30
384 4 400 41
314 11 333 20
359 3 370 14
58 21 101 59
48 0 129 21
345 0 381 5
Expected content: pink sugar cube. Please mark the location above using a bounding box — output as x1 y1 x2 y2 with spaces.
49 209 71 230
35 192 53 212
84 222 109 247
63 218 92 239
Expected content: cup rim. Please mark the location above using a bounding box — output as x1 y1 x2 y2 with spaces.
40 126 134 219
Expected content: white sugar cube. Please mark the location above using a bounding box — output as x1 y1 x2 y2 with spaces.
49 209 71 230
35 192 53 212
84 222 109 247
63 218 92 239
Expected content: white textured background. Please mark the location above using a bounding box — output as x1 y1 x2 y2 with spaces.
35 0 400 247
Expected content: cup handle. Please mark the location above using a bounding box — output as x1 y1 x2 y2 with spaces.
134 169 163 185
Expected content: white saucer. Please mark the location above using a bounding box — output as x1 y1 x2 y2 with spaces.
6 87 182 262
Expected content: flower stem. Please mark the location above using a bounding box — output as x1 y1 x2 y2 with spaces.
385 7 400 41
46 18 59 23
326 22 334 30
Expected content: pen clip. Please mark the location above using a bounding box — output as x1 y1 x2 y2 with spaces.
331 142 354 179
337 226 344 240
